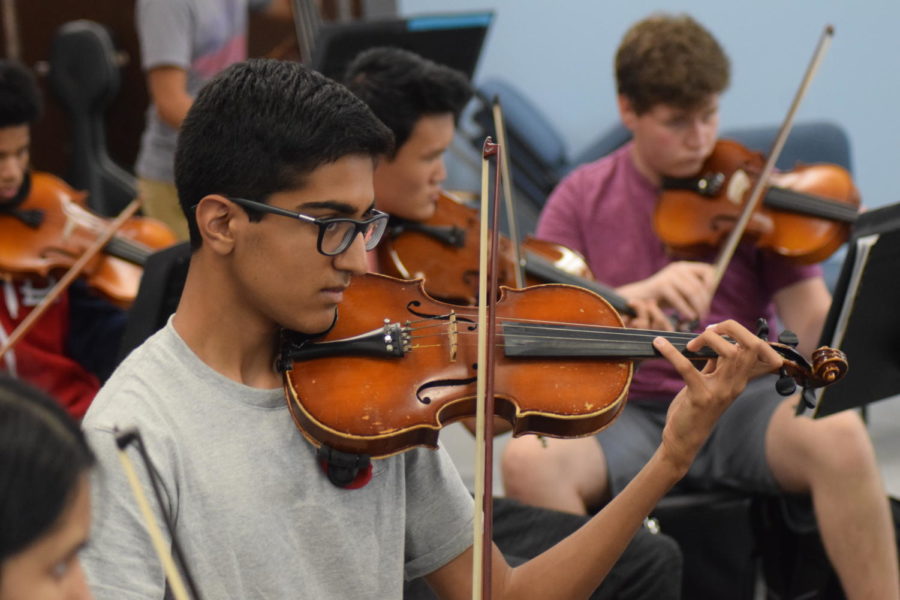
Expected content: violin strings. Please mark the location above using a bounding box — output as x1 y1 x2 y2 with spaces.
402 320 699 348
496 315 697 341
409 319 697 341
401 312 698 342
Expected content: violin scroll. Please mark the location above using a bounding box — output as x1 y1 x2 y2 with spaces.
772 342 848 390
810 346 849 385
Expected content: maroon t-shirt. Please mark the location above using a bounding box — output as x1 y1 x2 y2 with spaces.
537 143 821 402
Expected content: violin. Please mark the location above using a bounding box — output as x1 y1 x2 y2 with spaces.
656 139 860 264
0 171 177 307
377 191 637 316
277 273 848 458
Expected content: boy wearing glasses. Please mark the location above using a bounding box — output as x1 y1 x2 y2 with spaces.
81 59 783 598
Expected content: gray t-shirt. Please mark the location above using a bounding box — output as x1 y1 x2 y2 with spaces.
81 321 474 599
135 0 269 182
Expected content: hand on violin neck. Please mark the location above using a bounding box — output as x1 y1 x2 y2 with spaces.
621 298 673 331
617 261 714 324
654 319 784 474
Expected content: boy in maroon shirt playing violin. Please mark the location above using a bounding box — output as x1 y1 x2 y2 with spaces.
501 13 898 598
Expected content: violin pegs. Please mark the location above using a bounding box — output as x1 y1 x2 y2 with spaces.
776 368 797 396
778 329 799 348
755 317 770 340
800 388 816 409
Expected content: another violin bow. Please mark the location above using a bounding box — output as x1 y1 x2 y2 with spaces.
0 198 141 361
290 0 320 66
472 137 502 599
490 95 638 317
115 428 201 600
491 97 526 288
1 0 21 60
710 25 834 294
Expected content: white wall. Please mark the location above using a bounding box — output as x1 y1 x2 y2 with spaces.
399 0 900 209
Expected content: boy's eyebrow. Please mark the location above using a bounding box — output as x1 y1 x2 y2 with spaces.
297 200 376 217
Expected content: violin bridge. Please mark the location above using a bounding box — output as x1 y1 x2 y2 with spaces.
448 311 458 362
727 169 752 206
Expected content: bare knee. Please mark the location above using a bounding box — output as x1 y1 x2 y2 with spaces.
772 409 879 490
501 436 606 511
501 436 562 497
812 412 878 477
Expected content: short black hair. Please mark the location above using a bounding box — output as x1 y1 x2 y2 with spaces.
0 376 94 561
0 60 41 128
343 47 472 155
175 59 394 248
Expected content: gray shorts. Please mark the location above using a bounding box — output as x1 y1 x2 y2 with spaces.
597 375 784 497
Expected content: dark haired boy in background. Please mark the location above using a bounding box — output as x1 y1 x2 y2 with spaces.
0 59 124 419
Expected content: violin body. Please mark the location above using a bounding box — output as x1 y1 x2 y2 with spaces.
281 274 631 458
520 236 597 285
279 273 847 458
656 139 860 264
0 172 177 307
377 191 515 305
377 191 633 315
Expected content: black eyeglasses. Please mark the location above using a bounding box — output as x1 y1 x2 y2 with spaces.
227 196 388 256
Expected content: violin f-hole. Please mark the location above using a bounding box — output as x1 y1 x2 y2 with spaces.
416 375 477 405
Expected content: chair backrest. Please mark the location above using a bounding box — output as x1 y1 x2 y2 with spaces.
567 123 632 174
722 120 853 172
48 20 137 217
569 120 854 174
471 79 570 211
117 242 191 362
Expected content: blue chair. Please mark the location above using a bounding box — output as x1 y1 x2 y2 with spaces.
470 78 630 220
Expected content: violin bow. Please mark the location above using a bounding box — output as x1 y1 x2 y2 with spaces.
491 97 526 288
290 0 320 66
710 25 834 294
1 0 21 60
491 96 638 317
472 137 502 598
115 428 201 600
0 198 141 361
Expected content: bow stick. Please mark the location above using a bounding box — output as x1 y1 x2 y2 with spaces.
709 25 834 293
290 0 321 65
472 137 502 598
491 97 525 288
115 428 202 600
0 198 141 361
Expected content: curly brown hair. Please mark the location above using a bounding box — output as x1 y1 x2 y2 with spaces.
615 13 730 114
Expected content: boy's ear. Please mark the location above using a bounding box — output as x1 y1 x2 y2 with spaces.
194 194 240 254
617 95 639 132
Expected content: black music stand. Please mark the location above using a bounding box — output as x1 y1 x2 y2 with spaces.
809 201 900 417
310 12 493 81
